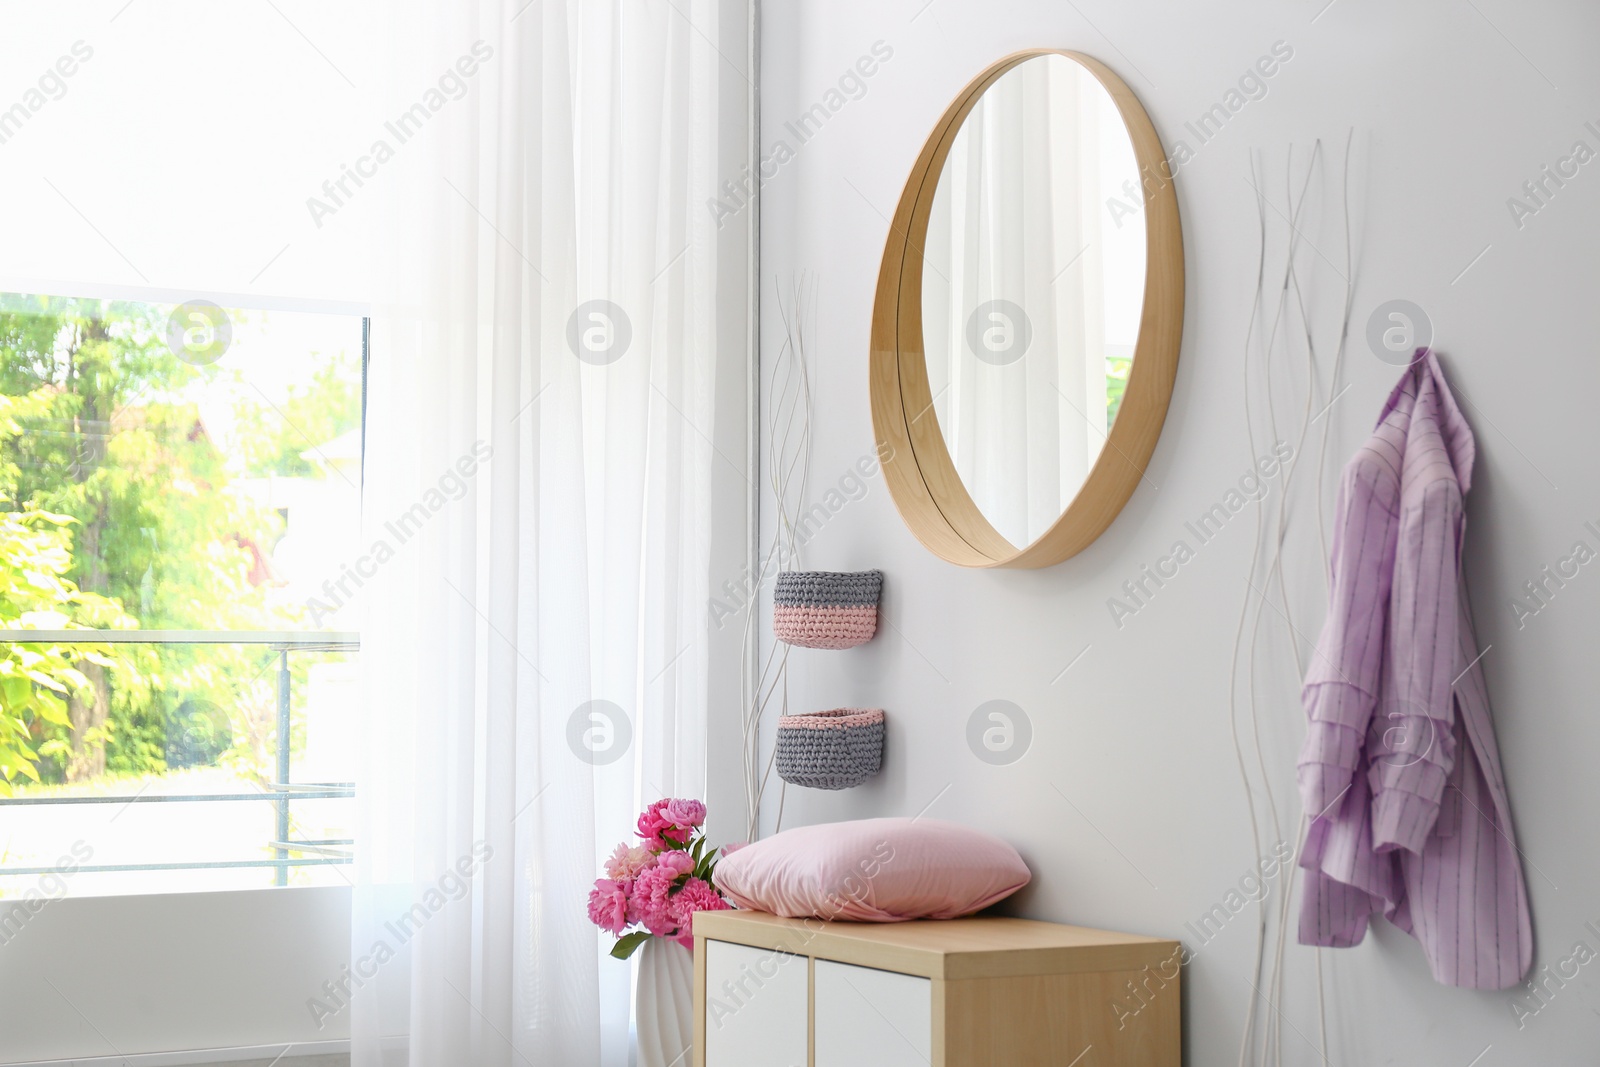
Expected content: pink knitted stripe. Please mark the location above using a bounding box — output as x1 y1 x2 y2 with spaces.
778 708 884 730
772 604 878 650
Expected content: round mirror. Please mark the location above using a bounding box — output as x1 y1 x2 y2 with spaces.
871 50 1182 568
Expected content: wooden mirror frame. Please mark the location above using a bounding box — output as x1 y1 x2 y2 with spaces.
869 50 1184 569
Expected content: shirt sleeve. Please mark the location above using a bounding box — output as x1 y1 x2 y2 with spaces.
1298 463 1395 826
1366 478 1463 855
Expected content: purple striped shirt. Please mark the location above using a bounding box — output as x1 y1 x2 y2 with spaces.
1296 349 1531 990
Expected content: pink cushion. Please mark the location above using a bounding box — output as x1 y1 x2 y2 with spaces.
715 817 1031 922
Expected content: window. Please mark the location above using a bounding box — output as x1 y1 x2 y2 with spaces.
0 290 363 897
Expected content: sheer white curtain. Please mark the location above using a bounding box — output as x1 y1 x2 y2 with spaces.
352 1 746 1063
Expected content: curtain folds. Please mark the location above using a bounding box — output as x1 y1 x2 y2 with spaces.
922 58 1109 548
352 2 747 1063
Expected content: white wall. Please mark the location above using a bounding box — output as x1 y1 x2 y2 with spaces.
753 1 1600 1063
0 888 351 1062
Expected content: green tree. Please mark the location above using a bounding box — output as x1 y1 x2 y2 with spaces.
232 352 362 478
0 508 144 794
0 394 142 794
0 296 288 782
1106 355 1132 427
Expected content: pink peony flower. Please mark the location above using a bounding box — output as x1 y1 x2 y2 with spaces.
631 864 682 936
656 850 695 878
636 799 691 850
587 879 631 935
669 877 730 948
605 842 654 881
664 798 706 829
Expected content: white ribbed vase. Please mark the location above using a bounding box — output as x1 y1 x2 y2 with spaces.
637 937 694 1067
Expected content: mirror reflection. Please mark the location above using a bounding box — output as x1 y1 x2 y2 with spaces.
921 53 1147 548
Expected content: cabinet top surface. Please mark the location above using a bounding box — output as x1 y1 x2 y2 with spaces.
695 910 1178 980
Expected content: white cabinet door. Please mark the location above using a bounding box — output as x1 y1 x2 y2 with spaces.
703 939 810 1067
813 959 933 1067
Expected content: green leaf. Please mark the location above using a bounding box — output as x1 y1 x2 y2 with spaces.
0 676 28 710
24 669 66 693
609 931 653 960
33 691 71 727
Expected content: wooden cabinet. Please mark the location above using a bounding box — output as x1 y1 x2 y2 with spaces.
694 910 1180 1067
702 939 810 1067
813 959 932 1066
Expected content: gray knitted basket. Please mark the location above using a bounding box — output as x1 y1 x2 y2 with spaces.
772 570 883 649
775 708 885 790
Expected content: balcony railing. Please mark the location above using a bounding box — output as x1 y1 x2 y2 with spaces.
0 630 358 887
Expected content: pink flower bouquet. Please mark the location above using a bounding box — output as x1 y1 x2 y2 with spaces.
586 798 731 958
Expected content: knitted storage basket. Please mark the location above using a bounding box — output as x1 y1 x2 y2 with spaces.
775 708 885 790
772 570 883 650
